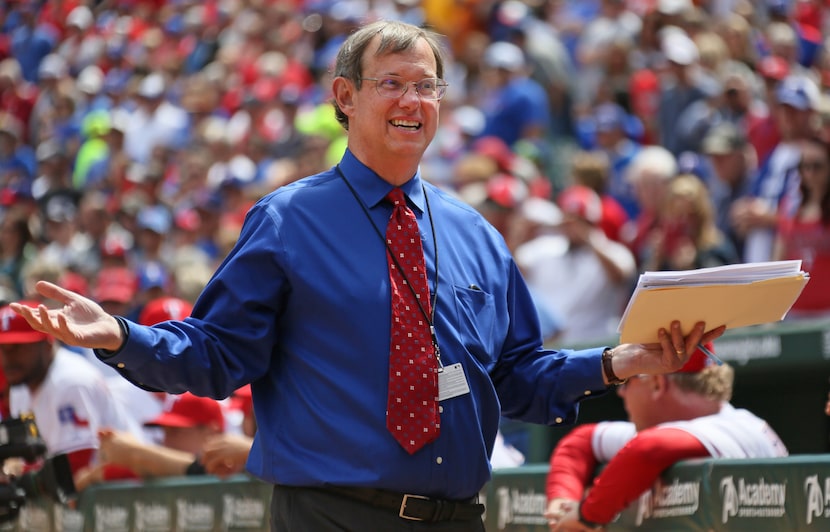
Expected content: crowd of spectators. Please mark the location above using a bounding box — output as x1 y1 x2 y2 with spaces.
1 0 829 488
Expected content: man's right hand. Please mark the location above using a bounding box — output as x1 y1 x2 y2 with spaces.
11 281 125 352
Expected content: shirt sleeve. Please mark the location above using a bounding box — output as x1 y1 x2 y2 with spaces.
546 424 599 501
580 427 710 524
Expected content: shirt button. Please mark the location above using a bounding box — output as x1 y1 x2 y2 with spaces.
584 390 591 396
555 417 563 424
439 406 443 413
436 457 443 465
117 363 125 369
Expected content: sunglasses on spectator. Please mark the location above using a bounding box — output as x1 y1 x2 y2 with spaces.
798 160 828 173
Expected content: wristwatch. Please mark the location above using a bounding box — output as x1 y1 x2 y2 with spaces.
601 347 627 386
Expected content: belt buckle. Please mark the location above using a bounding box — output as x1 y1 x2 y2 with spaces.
399 494 429 521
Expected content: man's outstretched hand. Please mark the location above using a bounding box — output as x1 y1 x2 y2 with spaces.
11 281 124 352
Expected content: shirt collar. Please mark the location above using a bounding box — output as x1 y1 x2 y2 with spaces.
338 149 427 213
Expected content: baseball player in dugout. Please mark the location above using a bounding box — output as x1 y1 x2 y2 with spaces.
0 302 144 485
544 344 788 531
11 20 725 531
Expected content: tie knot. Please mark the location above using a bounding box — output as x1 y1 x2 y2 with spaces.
386 188 406 206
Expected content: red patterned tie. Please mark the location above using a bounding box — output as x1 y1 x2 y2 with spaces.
385 188 440 454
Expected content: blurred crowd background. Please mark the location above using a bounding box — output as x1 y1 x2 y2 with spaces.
1 0 829 349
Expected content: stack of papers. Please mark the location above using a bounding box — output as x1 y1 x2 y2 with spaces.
617 260 810 344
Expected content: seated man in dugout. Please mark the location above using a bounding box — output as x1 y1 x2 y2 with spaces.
544 345 788 530
75 391 252 487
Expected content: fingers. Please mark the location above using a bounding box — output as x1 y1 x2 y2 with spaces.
699 324 727 344
679 321 705 355
35 280 76 303
9 302 40 327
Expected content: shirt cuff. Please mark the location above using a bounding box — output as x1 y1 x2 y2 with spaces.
94 316 130 359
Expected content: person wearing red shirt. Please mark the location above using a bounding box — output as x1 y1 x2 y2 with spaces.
772 136 830 316
544 345 788 530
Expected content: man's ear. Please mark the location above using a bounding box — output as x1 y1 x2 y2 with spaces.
652 374 670 395
639 374 665 397
332 77 355 118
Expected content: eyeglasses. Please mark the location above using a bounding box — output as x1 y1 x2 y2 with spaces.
359 77 448 101
799 160 828 173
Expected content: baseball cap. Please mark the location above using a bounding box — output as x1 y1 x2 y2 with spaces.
472 136 516 173
145 392 225 430
675 342 716 373
38 54 68 81
137 261 169 291
453 105 486 137
757 56 790 81
66 5 94 30
93 267 137 304
594 103 626 133
100 233 131 259
486 174 528 209
138 73 165 99
0 302 50 344
43 194 77 223
776 74 820 111
139 296 193 326
766 0 790 16
136 205 172 234
77 65 104 94
702 123 747 155
520 197 563 227
36 139 63 163
483 41 526 72
658 0 693 15
661 30 698 66
556 185 602 224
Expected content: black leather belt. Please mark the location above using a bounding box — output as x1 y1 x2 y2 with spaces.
319 486 485 522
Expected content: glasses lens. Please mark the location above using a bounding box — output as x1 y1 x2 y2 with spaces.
376 78 404 97
422 79 447 100
416 79 437 98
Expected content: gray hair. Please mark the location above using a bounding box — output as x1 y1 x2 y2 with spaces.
331 20 446 130
625 146 678 183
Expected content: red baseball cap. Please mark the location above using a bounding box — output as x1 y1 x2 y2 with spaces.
144 392 225 431
93 267 137 304
556 185 603 224
0 301 50 344
757 56 789 82
676 342 716 373
139 297 193 326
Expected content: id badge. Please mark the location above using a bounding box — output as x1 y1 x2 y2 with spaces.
438 363 471 401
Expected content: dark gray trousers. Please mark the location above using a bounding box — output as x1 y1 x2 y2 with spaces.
270 485 486 532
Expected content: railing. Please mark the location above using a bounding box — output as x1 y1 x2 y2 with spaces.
11 455 830 531
484 456 830 531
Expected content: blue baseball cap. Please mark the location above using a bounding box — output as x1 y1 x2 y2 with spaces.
776 75 820 111
594 103 627 133
138 261 169 291
136 205 172 234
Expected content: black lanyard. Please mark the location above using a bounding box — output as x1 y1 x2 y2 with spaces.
335 164 443 366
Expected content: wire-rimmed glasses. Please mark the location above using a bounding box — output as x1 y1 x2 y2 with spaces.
359 77 448 101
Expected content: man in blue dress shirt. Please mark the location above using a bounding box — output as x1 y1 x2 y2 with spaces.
12 20 724 531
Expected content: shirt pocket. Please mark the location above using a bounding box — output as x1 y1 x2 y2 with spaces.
452 284 497 365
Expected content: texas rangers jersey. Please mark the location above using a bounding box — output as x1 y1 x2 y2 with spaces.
592 402 788 462
9 347 144 457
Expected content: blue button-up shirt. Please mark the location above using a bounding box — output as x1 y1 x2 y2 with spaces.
101 149 607 499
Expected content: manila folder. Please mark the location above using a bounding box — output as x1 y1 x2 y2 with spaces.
618 274 809 344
